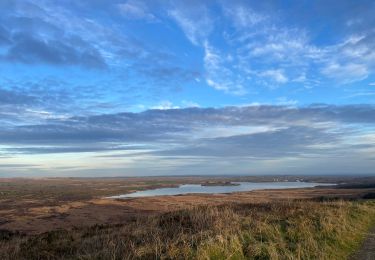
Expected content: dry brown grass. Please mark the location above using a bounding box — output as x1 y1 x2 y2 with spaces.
1 199 374 259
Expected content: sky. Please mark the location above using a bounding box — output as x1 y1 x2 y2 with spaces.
0 0 374 177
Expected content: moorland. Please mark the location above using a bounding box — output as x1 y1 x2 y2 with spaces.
1 175 375 259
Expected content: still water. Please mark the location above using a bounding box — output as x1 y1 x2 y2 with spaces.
109 182 333 198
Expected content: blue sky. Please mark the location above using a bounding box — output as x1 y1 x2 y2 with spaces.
0 0 374 176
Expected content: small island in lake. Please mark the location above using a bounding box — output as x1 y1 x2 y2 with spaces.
201 181 240 186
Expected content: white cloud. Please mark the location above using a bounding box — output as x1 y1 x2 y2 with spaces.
2 105 375 176
317 33 375 83
223 4 265 28
293 73 307 83
181 100 200 108
344 92 375 99
192 125 278 139
204 42 246 95
322 62 369 83
168 4 213 46
166 1 374 94
220 1 375 87
151 101 180 110
259 69 288 84
276 97 298 106
118 1 156 21
218 2 320 88
146 100 199 111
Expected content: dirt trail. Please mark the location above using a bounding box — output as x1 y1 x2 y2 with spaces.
351 228 375 260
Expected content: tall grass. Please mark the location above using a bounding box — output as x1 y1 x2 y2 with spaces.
1 199 374 259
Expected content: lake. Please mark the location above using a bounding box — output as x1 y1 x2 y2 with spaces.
109 181 333 198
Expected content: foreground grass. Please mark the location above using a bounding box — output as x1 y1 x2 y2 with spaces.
1 199 375 259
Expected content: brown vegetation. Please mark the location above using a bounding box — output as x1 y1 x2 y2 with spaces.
1 199 374 259
1 177 375 259
1 177 375 234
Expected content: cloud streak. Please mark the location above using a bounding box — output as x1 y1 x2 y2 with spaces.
1 104 374 176
1 104 374 152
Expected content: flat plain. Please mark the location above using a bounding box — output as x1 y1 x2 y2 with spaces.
1 176 375 259
0 175 374 234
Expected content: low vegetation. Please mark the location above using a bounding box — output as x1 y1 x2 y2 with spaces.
1 199 374 259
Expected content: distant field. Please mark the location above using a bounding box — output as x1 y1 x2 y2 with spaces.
0 176 375 259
